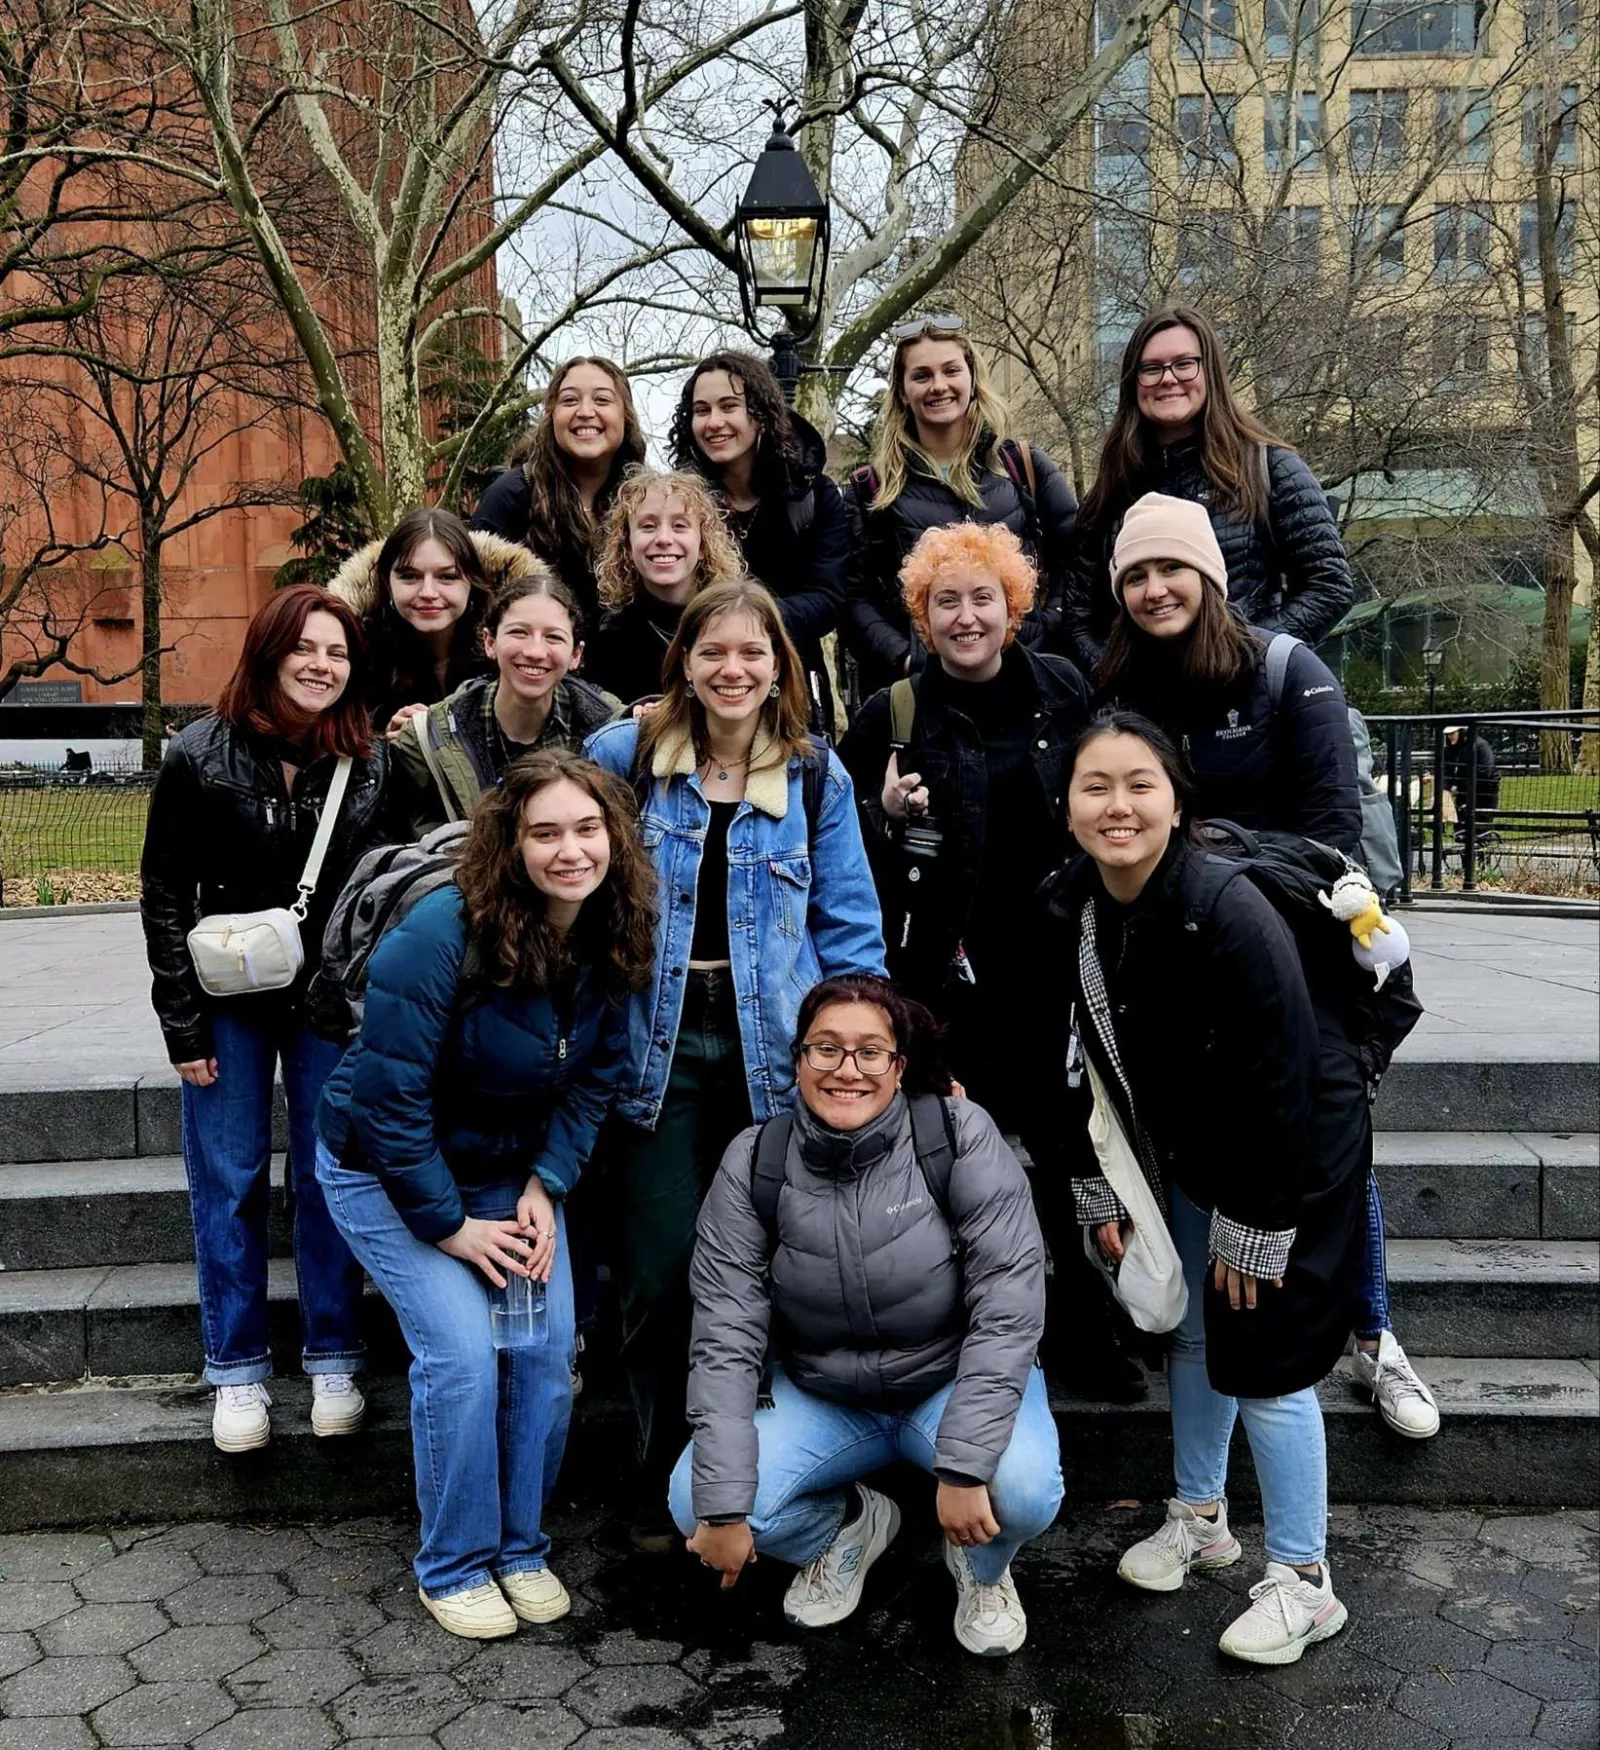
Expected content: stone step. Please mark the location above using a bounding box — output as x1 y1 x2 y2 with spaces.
1383 1239 1600 1357
0 1260 404 1389
0 1357 1593 1532
1375 1131 1599 1238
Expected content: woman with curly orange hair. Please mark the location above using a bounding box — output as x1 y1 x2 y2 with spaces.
839 523 1140 1402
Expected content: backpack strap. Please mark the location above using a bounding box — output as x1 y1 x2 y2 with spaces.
849 463 880 503
888 677 917 748
410 712 463 824
750 1113 795 1241
998 439 1041 547
800 752 827 835
1263 632 1302 711
907 1094 958 1213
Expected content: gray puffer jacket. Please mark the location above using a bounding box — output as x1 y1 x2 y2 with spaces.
685 1092 1045 1522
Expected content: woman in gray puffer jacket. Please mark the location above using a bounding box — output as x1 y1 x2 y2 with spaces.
668 975 1062 1660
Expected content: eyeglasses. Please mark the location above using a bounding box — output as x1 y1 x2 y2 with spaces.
798 1042 899 1075
891 312 966 343
1135 356 1203 385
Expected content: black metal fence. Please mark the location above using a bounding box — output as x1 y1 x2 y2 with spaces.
0 769 156 906
1366 710 1600 901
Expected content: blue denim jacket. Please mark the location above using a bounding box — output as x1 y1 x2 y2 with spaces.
582 719 887 1127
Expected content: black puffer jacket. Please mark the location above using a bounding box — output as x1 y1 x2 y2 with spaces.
583 593 683 707
1061 440 1354 677
469 465 629 629
685 1091 1045 1521
140 718 388 1062
1100 632 1361 857
841 431 1078 699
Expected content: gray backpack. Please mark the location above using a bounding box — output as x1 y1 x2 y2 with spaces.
1263 634 1404 897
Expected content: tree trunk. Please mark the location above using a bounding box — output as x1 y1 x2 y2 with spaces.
1538 523 1575 775
140 525 163 772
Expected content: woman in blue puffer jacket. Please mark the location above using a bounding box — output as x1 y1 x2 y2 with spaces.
315 750 656 1642
583 578 887 1551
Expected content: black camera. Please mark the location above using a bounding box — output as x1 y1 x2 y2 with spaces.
901 812 944 863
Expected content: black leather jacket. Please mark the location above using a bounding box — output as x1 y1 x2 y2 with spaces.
139 716 388 1062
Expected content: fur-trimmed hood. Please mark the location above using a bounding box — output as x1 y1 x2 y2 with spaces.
328 529 543 620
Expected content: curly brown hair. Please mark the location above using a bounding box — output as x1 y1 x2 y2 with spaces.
592 467 744 610
454 749 657 1002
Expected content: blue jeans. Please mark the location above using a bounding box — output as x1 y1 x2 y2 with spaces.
1168 1189 1328 1566
1353 1170 1391 1339
668 1365 1063 1586
180 1008 364 1384
316 1145 575 1599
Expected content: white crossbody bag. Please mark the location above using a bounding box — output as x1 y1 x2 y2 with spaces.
186 757 353 998
1080 1057 1189 1334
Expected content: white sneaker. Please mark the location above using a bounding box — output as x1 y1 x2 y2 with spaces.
417 1582 516 1640
310 1373 366 1437
1219 1561 1349 1665
943 1539 1028 1657
1352 1333 1440 1439
783 1485 901 1628
1117 1498 1242 1592
212 1383 272 1453
498 1567 571 1624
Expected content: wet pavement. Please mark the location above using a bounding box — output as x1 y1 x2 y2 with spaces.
0 1497 1594 1749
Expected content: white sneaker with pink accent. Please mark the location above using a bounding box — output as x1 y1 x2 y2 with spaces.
1219 1561 1349 1665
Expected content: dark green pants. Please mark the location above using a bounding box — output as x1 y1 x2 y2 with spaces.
608 970 752 1494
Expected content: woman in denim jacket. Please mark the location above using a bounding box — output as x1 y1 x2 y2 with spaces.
583 579 887 1549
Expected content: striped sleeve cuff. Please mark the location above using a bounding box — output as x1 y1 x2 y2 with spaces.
1073 1176 1128 1228
1208 1211 1295 1281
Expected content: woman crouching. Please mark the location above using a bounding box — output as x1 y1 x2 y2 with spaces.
671 975 1062 1658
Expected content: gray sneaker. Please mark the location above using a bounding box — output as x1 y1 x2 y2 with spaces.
783 1486 901 1629
1352 1333 1440 1438
1118 1498 1242 1592
943 1539 1028 1656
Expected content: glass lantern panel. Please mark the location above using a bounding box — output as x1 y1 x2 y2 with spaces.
744 216 818 305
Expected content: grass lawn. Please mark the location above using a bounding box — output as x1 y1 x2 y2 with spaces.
1498 774 1600 815
0 781 151 880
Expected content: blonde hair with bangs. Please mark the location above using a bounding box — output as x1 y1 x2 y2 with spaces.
593 467 744 610
870 329 1012 513
901 522 1036 648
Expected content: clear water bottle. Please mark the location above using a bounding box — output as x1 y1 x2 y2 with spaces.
488 1271 548 1350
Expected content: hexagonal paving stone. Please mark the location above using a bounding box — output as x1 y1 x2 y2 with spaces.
1293 1712 1448 1750
439 1700 585 1750
284 1540 409 1598
1485 1637 1600 1701
1480 1516 1599 1569
130 1626 266 1683
91 1678 237 1746
0 1631 41 1681
566 1665 703 1729
1347 1611 1491 1674
571 1732 698 1749
1442 1589 1577 1642
193 1528 318 1576
1535 1697 1600 1747
256 1594 386 1649
0 1581 78 1632
164 1574 292 1627
340 1739 442 1750
1391 1669 1540 1738
0 1720 97 1750
462 1637 590 1700
75 1545 203 1603
588 1634 684 1666
355 1618 479 1676
35 1600 168 1657
0 1652 136 1714
193 1706 341 1750
225 1646 361 1708
331 1674 471 1738
0 1533 116 1583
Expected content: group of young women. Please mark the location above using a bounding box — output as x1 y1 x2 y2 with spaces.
139 300 1435 1669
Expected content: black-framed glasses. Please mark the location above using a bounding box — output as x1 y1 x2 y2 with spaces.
797 1042 899 1075
891 311 965 343
1135 355 1203 385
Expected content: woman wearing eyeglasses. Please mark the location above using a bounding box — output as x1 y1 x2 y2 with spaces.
672 974 1061 1659
1060 307 1353 680
840 313 1078 702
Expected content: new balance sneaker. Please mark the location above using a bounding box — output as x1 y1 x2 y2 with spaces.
943 1539 1028 1656
417 1582 517 1640
1218 1561 1348 1665
212 1383 272 1453
1352 1332 1440 1439
310 1373 366 1437
498 1567 571 1624
1117 1498 1243 1593
783 1486 901 1629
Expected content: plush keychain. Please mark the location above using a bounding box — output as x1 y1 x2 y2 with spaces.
1319 868 1411 990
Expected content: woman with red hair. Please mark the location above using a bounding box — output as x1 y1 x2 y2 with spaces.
140 585 389 1454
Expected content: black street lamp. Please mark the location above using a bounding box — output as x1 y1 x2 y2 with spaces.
733 111 830 404
1422 639 1445 713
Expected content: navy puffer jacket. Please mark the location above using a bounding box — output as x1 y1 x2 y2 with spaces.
316 885 628 1242
1061 440 1353 677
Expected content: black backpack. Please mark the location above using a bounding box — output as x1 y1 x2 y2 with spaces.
1190 820 1422 1094
750 1094 958 1245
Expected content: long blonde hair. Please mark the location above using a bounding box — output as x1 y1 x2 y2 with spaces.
870 326 1011 512
592 468 744 610
636 580 815 781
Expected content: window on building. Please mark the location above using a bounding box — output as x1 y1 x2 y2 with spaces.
1177 208 1238 284
1436 88 1493 163
1519 315 1547 383
1266 92 1323 171
1374 317 1408 374
1351 89 1407 170
1266 0 1320 57
1178 93 1239 168
1524 0 1579 48
1431 315 1490 386
1522 86 1579 167
1263 206 1322 282
1179 0 1239 59
1358 205 1407 279
1520 201 1578 275
1098 113 1152 167
1434 202 1491 280
1353 1 1480 55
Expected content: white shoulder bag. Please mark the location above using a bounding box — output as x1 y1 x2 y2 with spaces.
1080 1057 1189 1334
186 757 354 997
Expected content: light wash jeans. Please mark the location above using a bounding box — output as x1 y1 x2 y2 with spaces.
1169 1188 1328 1566
316 1143 575 1599
668 1364 1064 1586
181 1008 364 1385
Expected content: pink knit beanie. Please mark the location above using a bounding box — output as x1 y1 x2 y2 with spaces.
1110 492 1228 600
